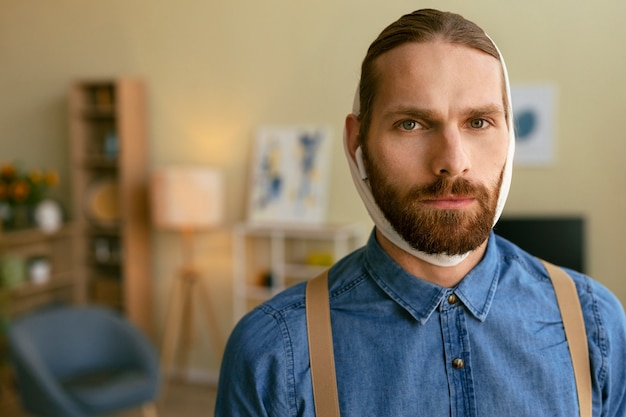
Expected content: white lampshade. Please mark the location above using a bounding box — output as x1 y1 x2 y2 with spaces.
151 167 223 230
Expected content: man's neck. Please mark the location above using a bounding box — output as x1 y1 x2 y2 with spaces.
375 229 488 288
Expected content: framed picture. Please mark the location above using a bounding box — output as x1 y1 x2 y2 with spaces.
511 84 557 166
247 125 332 225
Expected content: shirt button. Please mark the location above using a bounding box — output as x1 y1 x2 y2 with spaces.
452 358 465 369
448 294 458 304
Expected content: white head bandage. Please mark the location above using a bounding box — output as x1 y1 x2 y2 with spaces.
344 36 515 267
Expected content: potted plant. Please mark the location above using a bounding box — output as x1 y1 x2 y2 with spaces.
0 162 59 230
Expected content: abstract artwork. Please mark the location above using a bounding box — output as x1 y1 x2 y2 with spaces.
247 125 331 224
511 84 557 166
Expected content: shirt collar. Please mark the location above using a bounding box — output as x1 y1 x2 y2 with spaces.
363 229 500 324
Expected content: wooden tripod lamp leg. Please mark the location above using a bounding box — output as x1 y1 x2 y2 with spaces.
160 228 223 400
194 276 223 359
142 403 159 417
160 229 195 378
160 271 188 394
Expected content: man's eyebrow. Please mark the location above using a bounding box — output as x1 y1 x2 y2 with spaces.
465 104 507 118
381 106 438 120
382 103 506 120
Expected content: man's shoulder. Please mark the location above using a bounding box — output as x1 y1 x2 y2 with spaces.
567 267 626 332
223 287 309 372
231 283 308 347
493 234 625 325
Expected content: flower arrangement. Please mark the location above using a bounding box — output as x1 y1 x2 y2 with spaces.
0 162 59 230
0 162 59 206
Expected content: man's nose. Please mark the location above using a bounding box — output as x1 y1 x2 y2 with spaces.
429 127 471 177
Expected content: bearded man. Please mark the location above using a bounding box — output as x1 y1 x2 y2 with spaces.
216 9 626 417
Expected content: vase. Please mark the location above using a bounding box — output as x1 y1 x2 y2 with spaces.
5 204 34 230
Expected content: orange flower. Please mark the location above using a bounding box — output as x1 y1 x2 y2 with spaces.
0 163 59 205
10 180 30 202
28 169 43 184
44 170 59 187
0 163 16 180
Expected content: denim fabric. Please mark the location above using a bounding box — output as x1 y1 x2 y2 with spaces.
216 229 626 417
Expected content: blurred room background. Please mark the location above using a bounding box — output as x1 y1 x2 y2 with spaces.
1 0 625 412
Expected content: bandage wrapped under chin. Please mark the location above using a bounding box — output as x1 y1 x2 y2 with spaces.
343 35 515 267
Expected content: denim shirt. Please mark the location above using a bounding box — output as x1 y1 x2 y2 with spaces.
215 230 626 417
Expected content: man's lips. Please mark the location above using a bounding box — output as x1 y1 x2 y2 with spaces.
421 196 475 209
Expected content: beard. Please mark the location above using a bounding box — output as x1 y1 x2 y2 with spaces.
365 151 503 256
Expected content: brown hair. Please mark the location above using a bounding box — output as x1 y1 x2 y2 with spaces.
357 9 504 143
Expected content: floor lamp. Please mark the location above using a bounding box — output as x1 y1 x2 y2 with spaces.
151 167 223 388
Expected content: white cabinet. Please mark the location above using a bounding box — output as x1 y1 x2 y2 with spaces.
232 223 362 321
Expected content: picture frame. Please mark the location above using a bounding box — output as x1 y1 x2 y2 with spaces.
247 125 332 225
511 84 557 166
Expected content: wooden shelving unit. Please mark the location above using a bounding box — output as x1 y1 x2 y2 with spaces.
0 224 80 317
68 78 152 336
0 225 80 409
232 223 362 321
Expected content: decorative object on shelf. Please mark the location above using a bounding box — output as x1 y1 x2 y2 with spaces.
26 257 51 285
93 238 112 262
34 199 63 234
247 125 332 225
92 237 122 264
151 166 224 389
0 255 26 289
84 178 120 227
0 162 59 231
92 85 115 111
306 251 335 267
5 204 32 231
103 131 119 159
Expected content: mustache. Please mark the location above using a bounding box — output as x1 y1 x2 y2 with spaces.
407 177 487 200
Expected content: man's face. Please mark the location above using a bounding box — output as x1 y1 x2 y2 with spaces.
361 41 509 255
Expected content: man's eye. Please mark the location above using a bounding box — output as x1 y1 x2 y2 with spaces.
470 119 488 129
400 120 419 131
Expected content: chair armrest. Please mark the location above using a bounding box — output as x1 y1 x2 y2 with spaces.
9 328 85 417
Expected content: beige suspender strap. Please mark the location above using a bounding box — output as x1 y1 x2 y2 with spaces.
540 259 592 417
306 270 341 417
305 262 591 417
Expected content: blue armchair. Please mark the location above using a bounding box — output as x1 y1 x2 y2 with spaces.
7 305 160 417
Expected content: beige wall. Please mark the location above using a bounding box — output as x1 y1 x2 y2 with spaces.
3 0 626 376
